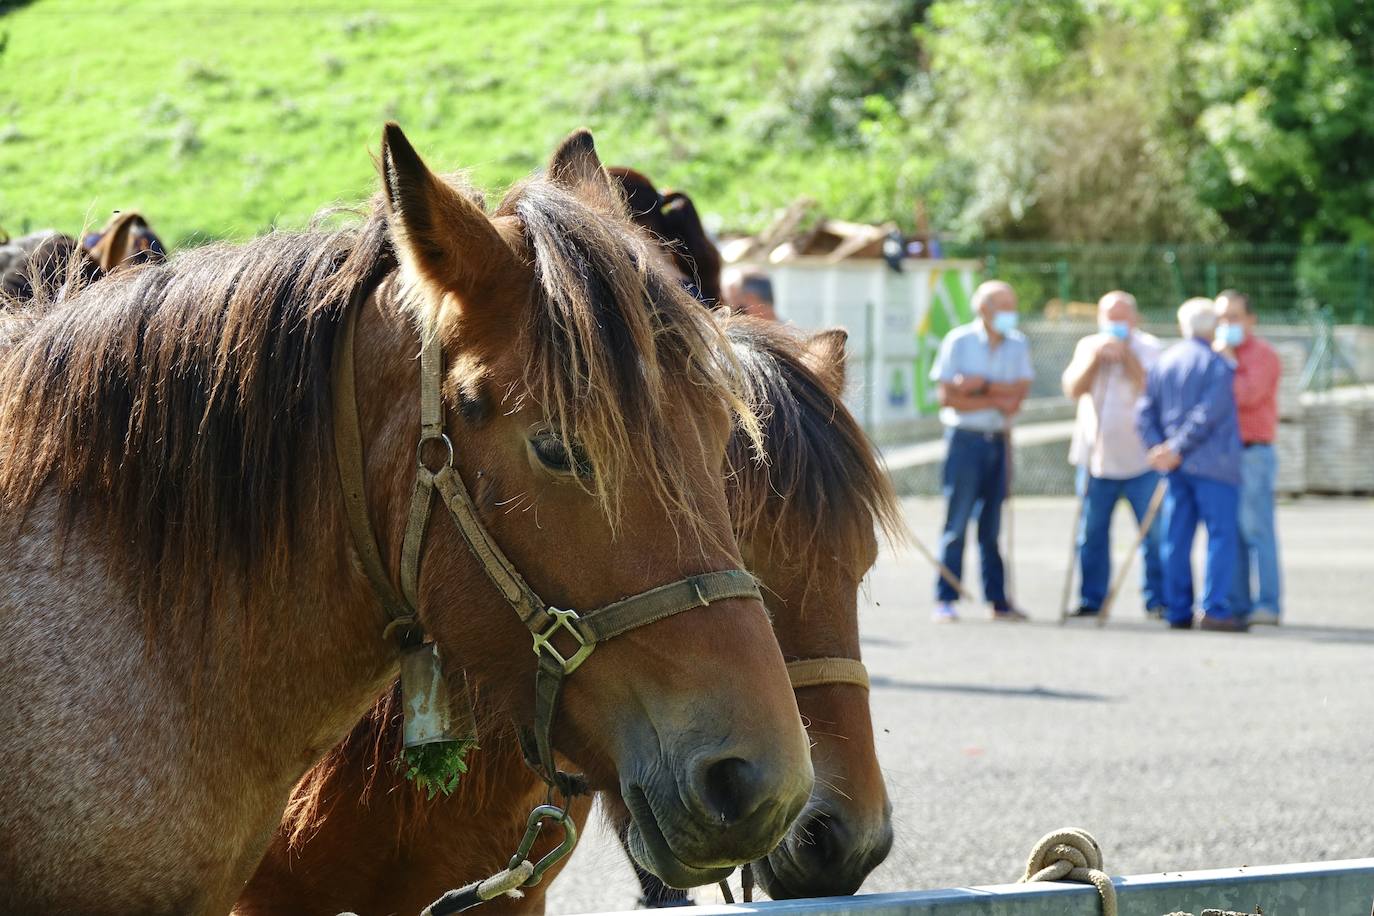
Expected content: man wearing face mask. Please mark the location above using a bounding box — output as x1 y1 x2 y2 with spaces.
929 280 1034 622
1136 298 1244 631
1061 290 1164 619
1214 289 1283 626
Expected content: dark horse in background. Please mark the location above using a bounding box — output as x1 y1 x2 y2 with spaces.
607 167 723 306
0 211 165 300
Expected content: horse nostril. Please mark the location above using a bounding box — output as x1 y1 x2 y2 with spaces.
694 757 764 826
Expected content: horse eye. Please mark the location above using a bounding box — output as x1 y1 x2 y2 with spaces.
530 434 590 477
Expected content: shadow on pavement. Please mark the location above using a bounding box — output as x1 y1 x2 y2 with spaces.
870 675 1112 702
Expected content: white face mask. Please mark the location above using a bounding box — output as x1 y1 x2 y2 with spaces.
992 311 1018 335
1218 323 1246 347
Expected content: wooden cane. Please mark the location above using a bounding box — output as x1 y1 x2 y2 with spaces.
1002 429 1017 607
1096 476 1168 626
911 528 978 603
1057 491 1085 624
1061 370 1110 624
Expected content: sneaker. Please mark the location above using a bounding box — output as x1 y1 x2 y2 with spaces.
1247 608 1281 626
1145 605 1165 620
1200 614 1249 633
932 602 959 623
991 603 1029 622
1068 605 1100 618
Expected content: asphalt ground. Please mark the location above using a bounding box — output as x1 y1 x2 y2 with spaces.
546 495 1374 914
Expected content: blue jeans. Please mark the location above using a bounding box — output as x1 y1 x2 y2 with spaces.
1161 471 1240 623
1231 444 1282 617
1075 468 1165 611
936 428 1008 604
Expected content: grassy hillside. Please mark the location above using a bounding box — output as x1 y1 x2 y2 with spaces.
0 0 888 246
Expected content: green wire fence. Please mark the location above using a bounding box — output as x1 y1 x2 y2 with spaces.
945 242 1373 325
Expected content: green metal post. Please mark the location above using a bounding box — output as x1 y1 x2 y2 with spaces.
1356 244 1370 325
1056 259 1071 306
1205 262 1218 298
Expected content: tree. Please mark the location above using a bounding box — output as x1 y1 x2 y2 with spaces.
1191 0 1374 243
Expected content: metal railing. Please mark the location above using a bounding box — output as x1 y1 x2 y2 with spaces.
576 858 1374 916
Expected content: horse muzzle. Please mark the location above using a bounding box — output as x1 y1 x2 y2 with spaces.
621 745 812 889
753 800 894 899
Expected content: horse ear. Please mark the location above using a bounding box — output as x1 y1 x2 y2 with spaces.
800 329 848 397
379 122 513 300
548 129 621 208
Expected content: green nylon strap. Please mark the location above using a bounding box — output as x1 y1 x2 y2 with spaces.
575 570 761 644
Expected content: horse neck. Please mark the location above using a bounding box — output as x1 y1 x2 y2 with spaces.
155 281 425 777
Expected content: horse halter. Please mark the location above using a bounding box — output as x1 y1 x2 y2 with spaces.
330 286 762 793
785 657 870 691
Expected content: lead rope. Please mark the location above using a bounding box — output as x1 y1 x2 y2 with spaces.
1018 828 1117 916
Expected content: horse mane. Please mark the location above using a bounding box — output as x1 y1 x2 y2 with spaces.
722 315 905 582
0 203 394 622
0 164 757 625
491 174 756 551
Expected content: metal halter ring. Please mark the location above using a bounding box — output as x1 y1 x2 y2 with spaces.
531 607 594 674
416 432 455 473
510 804 579 886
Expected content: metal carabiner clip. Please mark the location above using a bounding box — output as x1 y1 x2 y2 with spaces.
509 804 579 886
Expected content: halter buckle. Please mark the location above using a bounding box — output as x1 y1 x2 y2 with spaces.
532 607 594 674
509 804 579 886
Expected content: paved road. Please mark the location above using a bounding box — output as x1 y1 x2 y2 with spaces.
547 495 1374 913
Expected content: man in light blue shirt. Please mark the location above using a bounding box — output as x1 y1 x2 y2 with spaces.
928 280 1035 621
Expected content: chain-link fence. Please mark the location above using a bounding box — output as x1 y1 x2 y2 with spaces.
945 241 1373 325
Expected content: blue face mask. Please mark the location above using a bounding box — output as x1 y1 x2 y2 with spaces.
1218 323 1246 347
1100 321 1130 340
992 311 1019 335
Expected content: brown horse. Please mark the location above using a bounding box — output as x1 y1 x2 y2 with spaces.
607 166 723 305
235 315 901 914
0 126 812 914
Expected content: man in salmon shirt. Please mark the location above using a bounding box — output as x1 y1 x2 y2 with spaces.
1215 290 1284 626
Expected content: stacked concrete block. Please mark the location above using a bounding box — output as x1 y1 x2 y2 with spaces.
1301 386 1374 493
1274 420 1306 496
1274 340 1308 420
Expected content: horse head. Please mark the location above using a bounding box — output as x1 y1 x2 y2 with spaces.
368 125 812 886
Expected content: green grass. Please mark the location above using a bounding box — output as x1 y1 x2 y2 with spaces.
0 0 892 247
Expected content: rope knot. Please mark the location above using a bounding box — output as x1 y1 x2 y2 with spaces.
1019 828 1117 916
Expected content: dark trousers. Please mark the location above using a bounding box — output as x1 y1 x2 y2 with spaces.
1162 470 1240 623
936 428 1008 603
1075 468 1165 611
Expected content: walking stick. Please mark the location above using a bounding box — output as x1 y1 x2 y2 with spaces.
1096 476 1167 626
911 528 978 603
1002 428 1017 607
1057 492 1084 624
1060 371 1111 624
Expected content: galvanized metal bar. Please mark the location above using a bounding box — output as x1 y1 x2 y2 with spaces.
577 859 1374 916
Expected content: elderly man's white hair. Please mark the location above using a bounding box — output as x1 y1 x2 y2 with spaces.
1177 297 1218 338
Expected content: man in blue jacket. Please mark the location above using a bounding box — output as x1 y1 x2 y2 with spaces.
1136 298 1245 631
